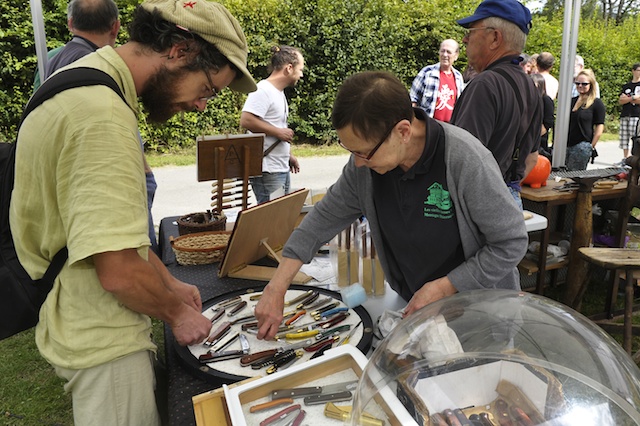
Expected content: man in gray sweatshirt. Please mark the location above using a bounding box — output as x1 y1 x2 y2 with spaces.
255 71 528 340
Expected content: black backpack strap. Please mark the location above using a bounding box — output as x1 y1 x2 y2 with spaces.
18 67 126 284
40 247 68 284
491 67 527 182
21 67 125 128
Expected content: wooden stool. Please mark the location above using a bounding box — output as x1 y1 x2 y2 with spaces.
578 248 640 356
578 155 640 358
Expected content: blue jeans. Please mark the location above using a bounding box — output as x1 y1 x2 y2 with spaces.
507 183 523 210
146 171 158 255
565 141 592 171
250 172 290 204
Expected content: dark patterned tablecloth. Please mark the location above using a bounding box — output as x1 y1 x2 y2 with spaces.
159 217 373 426
159 217 260 426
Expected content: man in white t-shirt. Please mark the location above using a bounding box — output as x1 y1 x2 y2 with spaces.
241 45 304 203
536 52 559 100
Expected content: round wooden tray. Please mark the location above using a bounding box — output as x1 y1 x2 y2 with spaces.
172 284 374 385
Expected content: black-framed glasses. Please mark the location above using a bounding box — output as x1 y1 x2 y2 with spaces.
338 121 399 161
200 70 219 102
464 26 495 38
574 82 590 87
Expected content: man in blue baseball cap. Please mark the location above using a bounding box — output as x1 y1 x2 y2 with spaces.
450 0 542 210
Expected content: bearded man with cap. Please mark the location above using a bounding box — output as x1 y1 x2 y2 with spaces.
450 0 542 210
10 1 255 424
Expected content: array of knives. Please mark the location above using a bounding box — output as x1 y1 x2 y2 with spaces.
211 178 251 211
194 290 361 375
335 220 385 296
245 384 385 426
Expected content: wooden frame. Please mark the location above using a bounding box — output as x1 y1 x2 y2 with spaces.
218 189 311 283
196 134 265 211
196 134 264 182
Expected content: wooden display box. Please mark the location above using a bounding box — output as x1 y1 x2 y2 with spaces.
193 346 412 425
397 359 561 425
192 378 259 426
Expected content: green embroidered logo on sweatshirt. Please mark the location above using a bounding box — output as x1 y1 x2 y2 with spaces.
424 182 453 219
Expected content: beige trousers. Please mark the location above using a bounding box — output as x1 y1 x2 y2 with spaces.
55 350 161 426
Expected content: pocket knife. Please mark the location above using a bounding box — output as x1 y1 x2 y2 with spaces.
199 334 249 363
271 379 358 400
203 321 231 346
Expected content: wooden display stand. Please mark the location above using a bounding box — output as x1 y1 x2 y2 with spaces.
218 189 312 284
196 134 264 211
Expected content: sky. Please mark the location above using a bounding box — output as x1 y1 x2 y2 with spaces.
525 0 547 13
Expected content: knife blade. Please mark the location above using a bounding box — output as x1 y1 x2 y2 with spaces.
211 331 239 353
259 404 301 426
338 320 362 346
209 308 225 324
283 290 314 307
204 321 231 346
296 291 319 309
211 296 241 311
230 313 257 325
319 311 350 328
227 300 248 317
304 296 332 310
199 334 249 363
240 349 278 367
309 301 339 317
250 349 295 370
303 390 353 405
271 380 358 399
309 341 333 359
265 349 303 374
316 324 351 340
249 398 294 413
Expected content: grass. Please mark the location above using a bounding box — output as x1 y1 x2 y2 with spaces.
0 320 166 425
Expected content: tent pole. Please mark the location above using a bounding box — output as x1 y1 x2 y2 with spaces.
553 0 582 169
30 0 48 84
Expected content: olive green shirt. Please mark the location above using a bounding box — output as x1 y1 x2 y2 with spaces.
10 46 155 369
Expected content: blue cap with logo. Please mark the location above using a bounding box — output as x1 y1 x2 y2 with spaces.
457 0 532 35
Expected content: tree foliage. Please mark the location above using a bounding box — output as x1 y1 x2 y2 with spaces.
541 0 640 23
1 0 639 149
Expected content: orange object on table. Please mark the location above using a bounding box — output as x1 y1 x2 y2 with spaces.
522 155 551 188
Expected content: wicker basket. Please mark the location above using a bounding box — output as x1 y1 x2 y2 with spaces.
170 231 231 266
177 211 226 236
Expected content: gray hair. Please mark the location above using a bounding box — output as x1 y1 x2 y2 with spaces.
483 17 526 53
67 0 119 33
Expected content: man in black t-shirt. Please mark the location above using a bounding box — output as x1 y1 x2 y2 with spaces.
617 63 640 162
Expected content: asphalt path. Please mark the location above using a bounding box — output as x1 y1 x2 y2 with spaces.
150 141 625 229
150 154 350 227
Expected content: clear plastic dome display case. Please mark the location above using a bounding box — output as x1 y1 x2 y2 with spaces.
351 290 640 426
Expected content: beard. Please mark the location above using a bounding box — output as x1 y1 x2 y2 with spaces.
140 65 194 123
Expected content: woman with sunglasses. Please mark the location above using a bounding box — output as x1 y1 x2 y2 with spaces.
566 69 605 170
254 71 528 340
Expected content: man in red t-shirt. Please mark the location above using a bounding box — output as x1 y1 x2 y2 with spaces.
410 39 465 122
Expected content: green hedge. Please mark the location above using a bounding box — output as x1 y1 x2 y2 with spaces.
1 0 639 150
